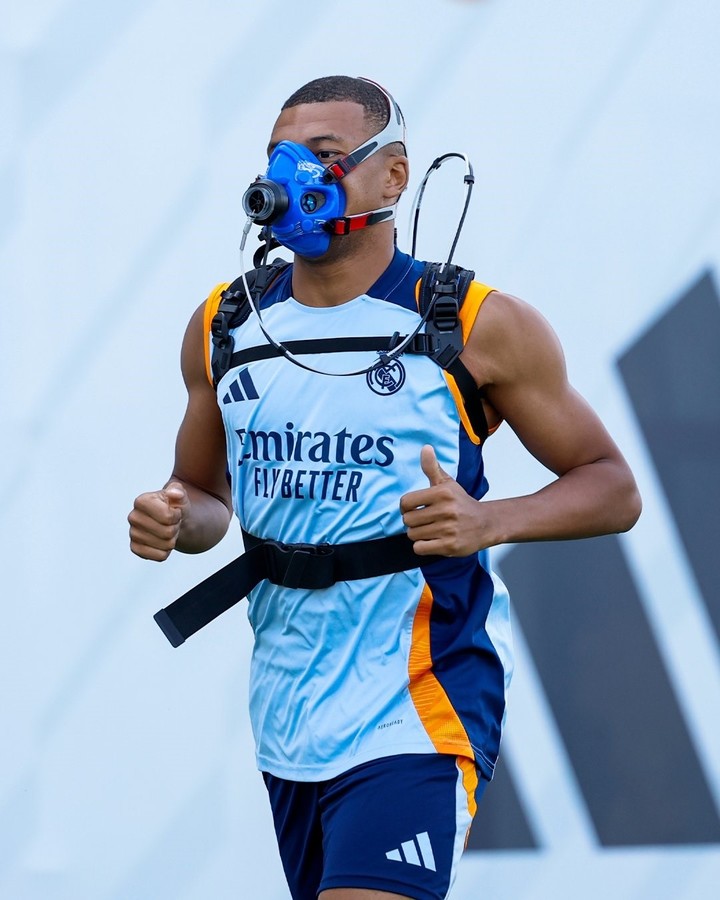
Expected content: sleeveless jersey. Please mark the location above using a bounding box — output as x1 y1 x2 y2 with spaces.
206 249 513 782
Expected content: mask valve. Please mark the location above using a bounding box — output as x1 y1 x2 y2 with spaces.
242 179 290 224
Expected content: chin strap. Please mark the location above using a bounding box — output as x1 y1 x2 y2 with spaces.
325 205 396 236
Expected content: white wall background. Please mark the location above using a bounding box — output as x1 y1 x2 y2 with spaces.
2 0 719 897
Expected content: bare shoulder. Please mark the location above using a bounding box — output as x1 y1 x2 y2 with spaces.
180 300 213 391
462 287 629 477
462 290 566 390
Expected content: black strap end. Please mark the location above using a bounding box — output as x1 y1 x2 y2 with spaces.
154 608 187 648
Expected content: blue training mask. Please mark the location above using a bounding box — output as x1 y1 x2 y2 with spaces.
242 141 346 259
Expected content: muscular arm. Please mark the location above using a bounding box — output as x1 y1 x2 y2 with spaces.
401 292 642 556
129 303 232 560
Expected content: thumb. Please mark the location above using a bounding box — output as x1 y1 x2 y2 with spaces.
420 445 452 486
162 481 188 508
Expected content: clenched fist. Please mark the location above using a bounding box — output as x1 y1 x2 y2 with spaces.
128 482 189 561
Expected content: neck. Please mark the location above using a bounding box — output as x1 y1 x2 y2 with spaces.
290 224 396 307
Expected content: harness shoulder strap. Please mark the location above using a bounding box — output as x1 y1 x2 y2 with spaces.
202 283 230 386
416 262 492 442
209 260 290 388
416 262 474 366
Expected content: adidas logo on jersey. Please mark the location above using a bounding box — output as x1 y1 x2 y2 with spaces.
222 368 259 404
385 831 436 871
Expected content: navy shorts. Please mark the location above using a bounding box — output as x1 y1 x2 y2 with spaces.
263 753 485 900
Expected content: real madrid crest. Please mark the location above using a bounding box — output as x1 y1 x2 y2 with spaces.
366 359 406 396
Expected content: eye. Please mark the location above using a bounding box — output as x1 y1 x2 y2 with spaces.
316 150 339 162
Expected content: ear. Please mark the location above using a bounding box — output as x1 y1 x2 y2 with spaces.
383 154 410 202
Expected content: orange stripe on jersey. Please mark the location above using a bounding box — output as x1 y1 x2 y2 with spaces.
408 584 474 757
203 283 230 386
458 281 494 344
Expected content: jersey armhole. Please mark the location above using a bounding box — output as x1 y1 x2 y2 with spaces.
458 281 495 343
202 282 231 387
458 282 503 438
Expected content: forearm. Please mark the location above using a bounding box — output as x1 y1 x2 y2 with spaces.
484 457 642 547
169 478 233 553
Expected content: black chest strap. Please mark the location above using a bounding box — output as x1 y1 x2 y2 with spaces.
153 531 443 647
212 260 489 440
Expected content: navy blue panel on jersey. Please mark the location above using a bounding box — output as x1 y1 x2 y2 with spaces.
424 554 507 778
260 246 426 311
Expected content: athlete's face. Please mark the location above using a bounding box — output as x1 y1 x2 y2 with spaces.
268 101 407 221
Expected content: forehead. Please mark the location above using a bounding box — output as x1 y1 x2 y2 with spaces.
268 100 373 153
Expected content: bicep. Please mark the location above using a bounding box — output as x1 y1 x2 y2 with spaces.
493 377 622 478
172 304 231 506
472 295 624 477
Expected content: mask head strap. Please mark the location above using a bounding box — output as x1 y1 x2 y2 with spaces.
322 77 406 184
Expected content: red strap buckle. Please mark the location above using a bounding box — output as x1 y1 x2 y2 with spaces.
330 213 371 235
324 159 352 183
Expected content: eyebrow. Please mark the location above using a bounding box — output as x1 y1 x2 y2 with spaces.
266 133 345 157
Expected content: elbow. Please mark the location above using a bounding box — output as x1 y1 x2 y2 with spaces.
615 477 643 534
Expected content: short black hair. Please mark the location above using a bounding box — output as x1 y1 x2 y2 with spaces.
282 75 389 134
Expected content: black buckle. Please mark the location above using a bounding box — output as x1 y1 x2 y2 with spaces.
263 541 335 589
411 333 436 355
432 296 459 332
211 310 235 384
211 310 229 345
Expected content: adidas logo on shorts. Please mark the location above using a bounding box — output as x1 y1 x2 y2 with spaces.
385 831 436 871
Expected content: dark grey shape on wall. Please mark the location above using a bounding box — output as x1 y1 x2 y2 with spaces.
467 755 538 851
618 270 720 645
498 536 720 846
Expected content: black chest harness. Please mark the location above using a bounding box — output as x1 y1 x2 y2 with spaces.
154 261 489 647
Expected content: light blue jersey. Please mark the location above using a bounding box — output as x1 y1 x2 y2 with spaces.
208 250 513 782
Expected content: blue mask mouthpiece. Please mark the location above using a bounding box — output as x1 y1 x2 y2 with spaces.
242 141 346 259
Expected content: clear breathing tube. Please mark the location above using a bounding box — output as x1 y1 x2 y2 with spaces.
236 152 475 378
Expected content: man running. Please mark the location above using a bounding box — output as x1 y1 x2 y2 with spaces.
129 76 641 900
